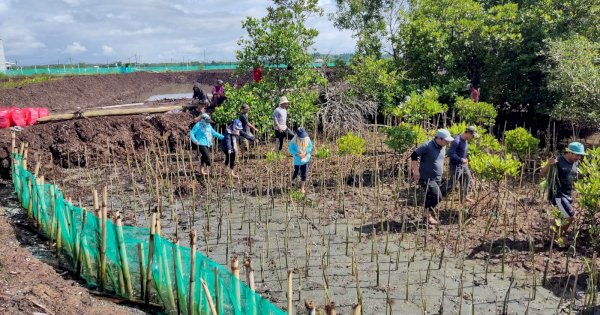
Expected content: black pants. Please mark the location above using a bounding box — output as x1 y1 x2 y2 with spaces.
275 128 295 151
292 164 309 181
198 145 211 166
224 152 236 169
420 180 445 211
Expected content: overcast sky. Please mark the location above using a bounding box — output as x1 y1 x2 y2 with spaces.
0 0 356 66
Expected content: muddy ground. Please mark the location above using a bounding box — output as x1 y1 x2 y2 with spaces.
1 72 599 314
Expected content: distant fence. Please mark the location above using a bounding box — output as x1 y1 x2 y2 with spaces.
10 147 285 315
2 62 336 76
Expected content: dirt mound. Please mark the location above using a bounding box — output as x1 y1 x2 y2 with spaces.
0 70 242 112
0 112 193 179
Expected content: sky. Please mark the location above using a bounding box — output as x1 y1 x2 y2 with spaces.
0 0 356 66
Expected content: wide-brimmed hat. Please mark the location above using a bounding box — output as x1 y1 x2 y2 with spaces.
435 129 454 142
279 96 289 106
565 142 587 156
466 126 480 138
296 128 308 139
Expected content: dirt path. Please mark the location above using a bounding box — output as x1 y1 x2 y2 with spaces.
0 183 145 315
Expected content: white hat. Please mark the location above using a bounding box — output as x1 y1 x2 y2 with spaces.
279 96 289 105
435 129 454 142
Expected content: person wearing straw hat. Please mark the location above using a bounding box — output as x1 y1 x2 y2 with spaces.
220 118 256 179
289 127 313 194
190 113 223 176
273 96 295 151
410 129 455 225
446 126 479 203
540 142 587 232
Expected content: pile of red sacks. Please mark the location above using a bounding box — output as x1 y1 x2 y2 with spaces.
0 107 49 129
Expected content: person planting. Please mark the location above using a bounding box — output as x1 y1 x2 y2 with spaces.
411 129 455 225
446 126 479 203
239 104 258 155
221 118 256 179
540 142 587 233
289 127 313 194
190 113 223 176
273 96 295 151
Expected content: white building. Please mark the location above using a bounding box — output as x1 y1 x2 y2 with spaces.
0 38 6 73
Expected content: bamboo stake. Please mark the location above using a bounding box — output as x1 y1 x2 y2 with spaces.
305 300 316 315
200 278 218 315
231 257 241 313
214 267 221 315
100 186 108 291
352 304 361 315
287 270 293 315
114 211 133 298
189 230 197 315
138 243 146 301
145 212 157 305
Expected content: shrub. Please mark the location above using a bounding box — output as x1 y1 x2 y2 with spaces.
504 127 540 158
337 132 366 156
314 145 331 159
470 152 521 181
390 88 448 124
470 134 504 157
383 123 427 153
574 147 600 248
454 97 497 127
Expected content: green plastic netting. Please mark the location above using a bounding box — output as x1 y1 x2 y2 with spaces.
11 153 285 315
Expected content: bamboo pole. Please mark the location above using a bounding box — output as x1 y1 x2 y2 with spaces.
100 186 108 291
37 105 184 123
11 132 16 154
305 300 316 315
138 243 146 301
145 212 157 305
325 302 336 315
287 270 293 315
352 304 361 315
201 278 218 315
189 230 197 315
214 267 221 315
114 211 133 298
231 257 241 313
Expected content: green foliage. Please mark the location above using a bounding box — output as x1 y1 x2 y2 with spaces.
265 150 285 162
0 74 54 89
504 127 540 158
337 132 366 156
470 134 504 157
574 147 600 248
314 145 331 159
454 97 497 127
470 152 521 181
383 123 427 153
389 88 447 123
447 122 469 137
347 56 405 112
290 190 306 201
546 35 600 127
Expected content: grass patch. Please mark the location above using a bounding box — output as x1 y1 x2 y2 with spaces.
0 74 55 89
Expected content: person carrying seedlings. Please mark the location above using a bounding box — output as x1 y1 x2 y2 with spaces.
289 127 313 194
220 118 256 179
411 129 455 225
239 104 258 154
190 113 224 176
446 126 479 203
540 142 587 233
273 96 294 151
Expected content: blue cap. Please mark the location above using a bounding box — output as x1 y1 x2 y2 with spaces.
296 127 308 138
232 119 243 130
435 129 454 142
566 142 587 156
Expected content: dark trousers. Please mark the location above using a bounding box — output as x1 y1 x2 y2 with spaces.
224 152 236 169
292 164 309 181
198 145 211 166
275 128 295 151
446 164 471 202
420 179 444 211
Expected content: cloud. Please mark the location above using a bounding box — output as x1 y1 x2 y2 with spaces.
0 0 356 65
101 45 114 55
65 41 87 53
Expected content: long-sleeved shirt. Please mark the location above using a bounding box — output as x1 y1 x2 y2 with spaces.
289 139 313 166
448 135 468 166
190 121 223 147
273 106 288 131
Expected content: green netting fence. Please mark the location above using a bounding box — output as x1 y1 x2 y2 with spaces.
10 153 285 315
